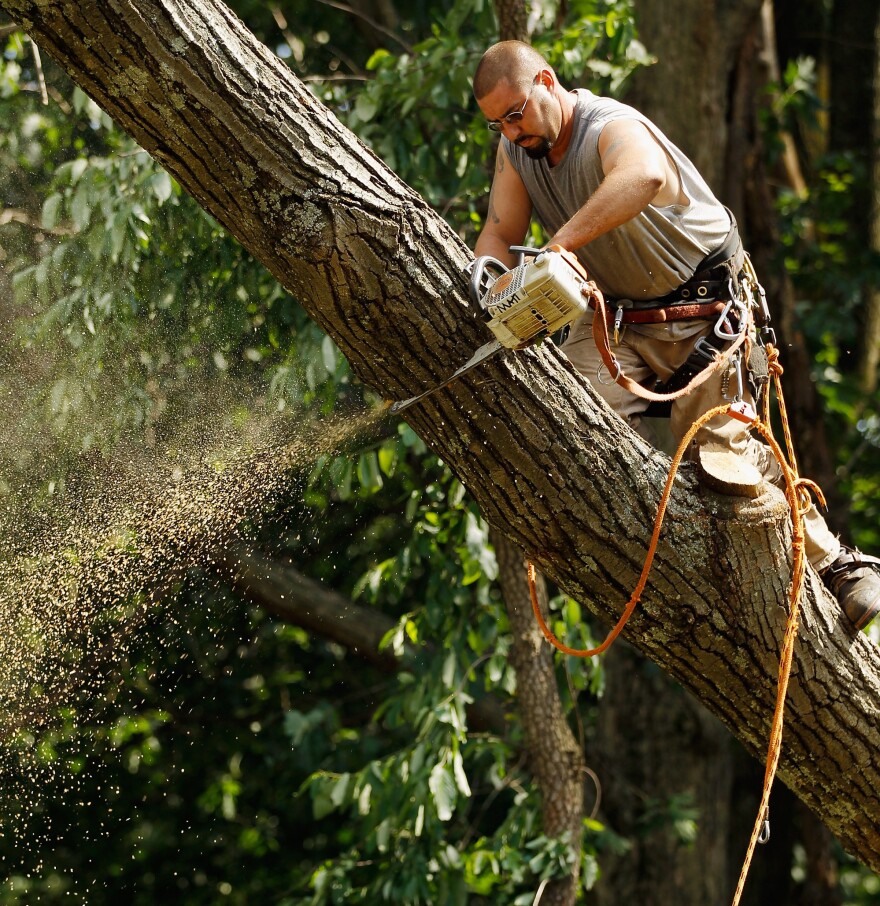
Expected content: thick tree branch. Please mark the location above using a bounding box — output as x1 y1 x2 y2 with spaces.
217 544 406 671
214 543 508 733
4 0 879 871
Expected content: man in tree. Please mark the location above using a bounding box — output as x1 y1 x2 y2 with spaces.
473 40 880 630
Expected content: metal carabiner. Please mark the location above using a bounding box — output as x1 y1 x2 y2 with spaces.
758 806 771 844
596 358 622 385
713 290 748 342
723 349 746 403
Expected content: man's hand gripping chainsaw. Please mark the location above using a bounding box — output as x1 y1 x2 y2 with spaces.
387 246 594 414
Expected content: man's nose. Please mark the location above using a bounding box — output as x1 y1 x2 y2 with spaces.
502 121 522 140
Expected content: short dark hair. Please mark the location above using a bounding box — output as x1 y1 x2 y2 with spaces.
473 41 549 100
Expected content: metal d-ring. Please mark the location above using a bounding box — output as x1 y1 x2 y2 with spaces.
596 359 622 385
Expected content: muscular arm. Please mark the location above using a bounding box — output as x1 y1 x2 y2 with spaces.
474 141 533 267
547 119 683 253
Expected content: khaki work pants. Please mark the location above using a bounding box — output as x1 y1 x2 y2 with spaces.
562 313 840 571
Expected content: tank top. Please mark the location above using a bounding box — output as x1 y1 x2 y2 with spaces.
504 89 730 300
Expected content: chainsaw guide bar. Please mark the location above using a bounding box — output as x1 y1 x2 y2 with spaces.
386 339 504 415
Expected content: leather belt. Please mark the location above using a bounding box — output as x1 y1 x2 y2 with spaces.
589 297 726 324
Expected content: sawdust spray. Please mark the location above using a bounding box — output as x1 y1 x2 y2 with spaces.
0 356 387 855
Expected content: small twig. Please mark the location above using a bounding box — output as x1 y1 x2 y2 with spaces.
314 0 414 55
583 765 602 820
325 42 366 78
30 38 48 106
269 5 303 65
532 878 550 906
300 74 370 83
1 24 58 110
45 84 72 114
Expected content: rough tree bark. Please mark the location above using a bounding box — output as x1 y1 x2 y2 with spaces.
4 0 880 879
590 641 734 906
494 0 529 43
624 0 762 191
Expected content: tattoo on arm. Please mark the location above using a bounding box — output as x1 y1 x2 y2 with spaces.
487 192 500 224
604 136 625 161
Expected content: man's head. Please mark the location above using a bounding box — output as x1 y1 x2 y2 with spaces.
473 41 562 160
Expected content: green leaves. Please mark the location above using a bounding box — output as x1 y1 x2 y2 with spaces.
150 170 174 204
41 192 63 230
429 757 458 821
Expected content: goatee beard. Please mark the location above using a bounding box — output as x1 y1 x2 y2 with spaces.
522 138 552 160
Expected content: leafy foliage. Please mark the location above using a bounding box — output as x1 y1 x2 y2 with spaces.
0 0 878 903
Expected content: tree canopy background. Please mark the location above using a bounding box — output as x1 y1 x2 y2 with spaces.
0 1 878 904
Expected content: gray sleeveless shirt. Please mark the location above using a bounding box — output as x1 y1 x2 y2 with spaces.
504 90 730 300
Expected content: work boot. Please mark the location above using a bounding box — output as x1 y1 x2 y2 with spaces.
821 546 880 630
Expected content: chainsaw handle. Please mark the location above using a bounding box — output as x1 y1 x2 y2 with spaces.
507 245 541 267
468 256 509 307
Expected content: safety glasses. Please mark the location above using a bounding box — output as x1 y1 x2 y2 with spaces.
486 84 534 132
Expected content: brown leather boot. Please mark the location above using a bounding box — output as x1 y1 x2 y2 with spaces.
821 546 880 630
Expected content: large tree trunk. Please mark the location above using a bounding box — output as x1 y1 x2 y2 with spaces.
5 0 880 877
735 4 847 527
625 0 762 191
590 642 734 906
492 529 586 906
861 3 880 394
867 8 880 393
614 7 785 905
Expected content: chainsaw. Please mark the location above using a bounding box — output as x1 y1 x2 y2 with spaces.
386 245 591 415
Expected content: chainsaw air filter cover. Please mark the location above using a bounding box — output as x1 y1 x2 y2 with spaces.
479 247 590 349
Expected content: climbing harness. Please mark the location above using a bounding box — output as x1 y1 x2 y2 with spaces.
526 260 821 906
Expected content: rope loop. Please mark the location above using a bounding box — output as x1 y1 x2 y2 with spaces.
795 476 826 514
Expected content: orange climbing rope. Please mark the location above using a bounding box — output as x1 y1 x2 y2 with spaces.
526 341 824 906
527 398 728 658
